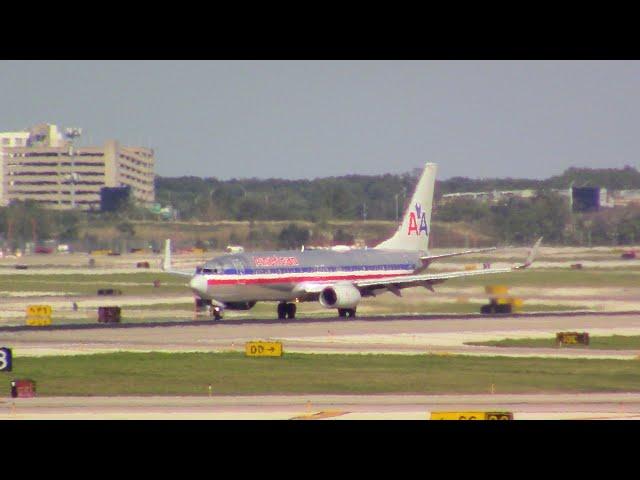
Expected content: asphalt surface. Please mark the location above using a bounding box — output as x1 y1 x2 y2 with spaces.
3 394 640 419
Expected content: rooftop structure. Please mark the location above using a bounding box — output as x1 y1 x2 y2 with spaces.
0 123 155 210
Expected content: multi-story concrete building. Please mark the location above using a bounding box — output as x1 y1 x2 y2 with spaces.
0 123 155 210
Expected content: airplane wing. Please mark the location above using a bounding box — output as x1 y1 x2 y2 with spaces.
420 246 499 264
294 238 542 297
356 237 542 293
353 265 513 293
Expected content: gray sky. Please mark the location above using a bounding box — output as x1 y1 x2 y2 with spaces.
1 61 638 180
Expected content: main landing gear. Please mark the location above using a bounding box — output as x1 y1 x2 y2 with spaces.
277 302 296 320
338 308 357 318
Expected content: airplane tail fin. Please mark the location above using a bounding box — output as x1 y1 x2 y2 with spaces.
375 163 437 253
514 237 543 269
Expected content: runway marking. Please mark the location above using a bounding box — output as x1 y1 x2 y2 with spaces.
290 410 348 420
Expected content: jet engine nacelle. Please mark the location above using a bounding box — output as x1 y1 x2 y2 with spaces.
319 284 361 309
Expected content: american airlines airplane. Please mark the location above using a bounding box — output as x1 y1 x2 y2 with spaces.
163 163 541 320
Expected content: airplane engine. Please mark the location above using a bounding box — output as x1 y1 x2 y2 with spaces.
319 285 361 309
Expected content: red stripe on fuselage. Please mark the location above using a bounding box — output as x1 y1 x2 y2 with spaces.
206 272 412 285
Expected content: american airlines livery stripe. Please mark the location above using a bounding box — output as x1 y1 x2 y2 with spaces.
207 271 412 285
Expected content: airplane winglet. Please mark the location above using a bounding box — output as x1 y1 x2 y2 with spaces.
514 237 543 270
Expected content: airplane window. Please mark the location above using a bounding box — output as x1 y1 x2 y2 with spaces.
195 267 202 274
202 268 212 274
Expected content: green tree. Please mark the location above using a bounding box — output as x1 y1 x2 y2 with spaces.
333 228 355 245
116 221 135 238
278 223 310 250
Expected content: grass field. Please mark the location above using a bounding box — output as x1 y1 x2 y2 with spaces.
7 351 640 396
2 269 640 295
466 335 640 350
441 257 637 265
0 273 188 295
446 269 640 288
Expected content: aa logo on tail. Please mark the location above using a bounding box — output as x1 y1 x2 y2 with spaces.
407 203 428 236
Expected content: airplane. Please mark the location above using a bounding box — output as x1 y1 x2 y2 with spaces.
162 163 542 320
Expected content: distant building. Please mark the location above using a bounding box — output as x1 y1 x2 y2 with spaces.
0 123 155 210
439 186 624 211
572 187 601 212
609 189 640 207
439 189 538 205
439 191 491 203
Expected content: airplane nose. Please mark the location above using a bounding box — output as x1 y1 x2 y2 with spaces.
189 275 208 296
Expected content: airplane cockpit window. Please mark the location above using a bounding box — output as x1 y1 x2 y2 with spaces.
202 261 223 275
195 266 202 274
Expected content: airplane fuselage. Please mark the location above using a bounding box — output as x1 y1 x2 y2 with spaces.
189 249 423 303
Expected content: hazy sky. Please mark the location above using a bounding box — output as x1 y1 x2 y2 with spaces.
1 61 638 180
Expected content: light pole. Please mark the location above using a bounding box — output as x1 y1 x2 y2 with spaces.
394 193 399 222
395 187 407 221
64 127 82 209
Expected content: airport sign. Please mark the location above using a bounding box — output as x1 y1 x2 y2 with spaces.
26 305 53 327
430 411 513 420
245 341 283 357
556 332 590 346
0 347 12 372
26 305 52 317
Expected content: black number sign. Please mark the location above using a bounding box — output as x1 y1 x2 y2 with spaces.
0 348 13 372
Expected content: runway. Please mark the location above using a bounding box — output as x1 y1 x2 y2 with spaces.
2 311 640 358
3 393 640 419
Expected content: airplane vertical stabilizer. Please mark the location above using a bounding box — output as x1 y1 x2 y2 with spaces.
374 163 437 253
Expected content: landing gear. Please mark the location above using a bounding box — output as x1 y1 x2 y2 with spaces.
277 302 296 320
195 298 224 321
338 308 356 318
211 305 223 321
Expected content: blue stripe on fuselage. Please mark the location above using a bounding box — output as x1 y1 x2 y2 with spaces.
221 263 415 275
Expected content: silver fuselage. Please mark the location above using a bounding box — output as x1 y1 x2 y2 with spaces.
189 249 423 303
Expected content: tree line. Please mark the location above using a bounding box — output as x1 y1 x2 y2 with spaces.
2 166 640 249
155 166 640 222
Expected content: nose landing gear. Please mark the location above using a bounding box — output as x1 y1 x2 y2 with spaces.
211 305 223 321
194 298 224 320
277 302 296 320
